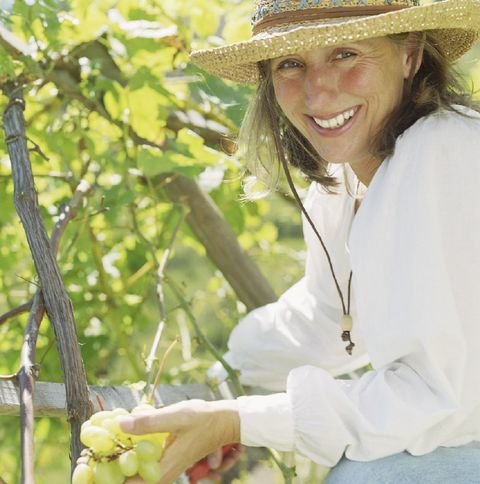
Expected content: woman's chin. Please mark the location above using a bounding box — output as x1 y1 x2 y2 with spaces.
322 158 349 165
315 154 351 166
316 149 372 168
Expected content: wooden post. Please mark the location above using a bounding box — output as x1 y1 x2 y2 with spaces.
161 173 277 311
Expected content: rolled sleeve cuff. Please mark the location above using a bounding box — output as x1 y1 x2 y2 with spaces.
236 393 295 451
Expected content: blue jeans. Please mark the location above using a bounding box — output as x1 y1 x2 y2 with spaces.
324 447 480 484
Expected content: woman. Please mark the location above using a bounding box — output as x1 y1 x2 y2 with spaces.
120 1 480 482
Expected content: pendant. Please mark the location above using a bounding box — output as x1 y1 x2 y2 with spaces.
341 314 355 355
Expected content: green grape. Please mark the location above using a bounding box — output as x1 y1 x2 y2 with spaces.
81 426 116 454
111 407 129 417
90 410 113 426
138 460 162 483
78 406 168 484
93 460 123 484
118 449 139 477
75 455 90 466
135 439 163 461
81 420 92 433
72 463 94 484
130 433 145 445
102 417 121 435
115 431 132 447
131 403 155 415
145 432 169 449
110 460 125 484
80 425 100 447
108 416 134 446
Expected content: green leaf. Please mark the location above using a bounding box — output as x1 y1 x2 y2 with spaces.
136 145 202 178
103 81 128 121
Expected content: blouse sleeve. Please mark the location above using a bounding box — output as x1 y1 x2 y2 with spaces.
222 182 369 392
236 108 480 464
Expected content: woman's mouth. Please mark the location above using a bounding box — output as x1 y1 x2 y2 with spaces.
308 106 360 136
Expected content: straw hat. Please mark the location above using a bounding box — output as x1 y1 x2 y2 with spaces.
190 0 480 84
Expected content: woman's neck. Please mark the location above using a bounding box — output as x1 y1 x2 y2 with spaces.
348 156 382 187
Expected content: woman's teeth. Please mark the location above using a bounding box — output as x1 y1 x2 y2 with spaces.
313 108 356 129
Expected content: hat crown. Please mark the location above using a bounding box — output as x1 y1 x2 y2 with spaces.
190 0 479 85
252 0 420 30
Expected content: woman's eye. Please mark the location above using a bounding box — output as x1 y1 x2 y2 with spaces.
334 50 356 60
275 59 302 71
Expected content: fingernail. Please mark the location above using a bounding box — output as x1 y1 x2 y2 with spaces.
116 416 134 433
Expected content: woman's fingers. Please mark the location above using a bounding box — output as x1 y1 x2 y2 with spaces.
118 399 208 435
157 431 236 482
218 444 244 472
117 409 171 435
186 444 244 483
207 448 223 469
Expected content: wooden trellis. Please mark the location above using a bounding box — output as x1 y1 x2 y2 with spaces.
0 379 215 418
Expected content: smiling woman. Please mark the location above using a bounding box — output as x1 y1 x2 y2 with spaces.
269 37 414 184
239 30 476 193
121 2 480 483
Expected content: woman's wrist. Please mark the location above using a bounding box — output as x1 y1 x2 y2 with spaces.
208 399 241 445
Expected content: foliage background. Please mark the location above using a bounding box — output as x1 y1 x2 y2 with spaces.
0 0 478 482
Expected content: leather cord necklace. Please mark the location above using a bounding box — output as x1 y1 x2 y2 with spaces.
279 157 356 355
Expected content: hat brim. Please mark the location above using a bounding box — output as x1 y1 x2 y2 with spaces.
190 0 480 84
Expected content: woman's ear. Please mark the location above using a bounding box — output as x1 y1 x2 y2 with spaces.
402 32 426 80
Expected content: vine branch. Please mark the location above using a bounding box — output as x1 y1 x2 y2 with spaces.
0 301 33 326
2 81 93 478
15 177 93 483
129 203 185 397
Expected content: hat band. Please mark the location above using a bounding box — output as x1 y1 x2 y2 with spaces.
252 5 410 35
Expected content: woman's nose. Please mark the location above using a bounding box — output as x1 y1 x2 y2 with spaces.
303 65 338 106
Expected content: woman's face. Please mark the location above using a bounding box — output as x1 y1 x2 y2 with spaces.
271 37 415 182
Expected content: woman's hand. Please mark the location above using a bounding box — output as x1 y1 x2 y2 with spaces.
186 444 244 483
118 399 240 484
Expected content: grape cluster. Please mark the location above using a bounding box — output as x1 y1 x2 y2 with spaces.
72 404 168 484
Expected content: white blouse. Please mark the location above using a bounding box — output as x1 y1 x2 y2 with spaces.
224 106 480 466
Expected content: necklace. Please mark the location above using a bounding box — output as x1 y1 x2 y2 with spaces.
280 160 356 355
